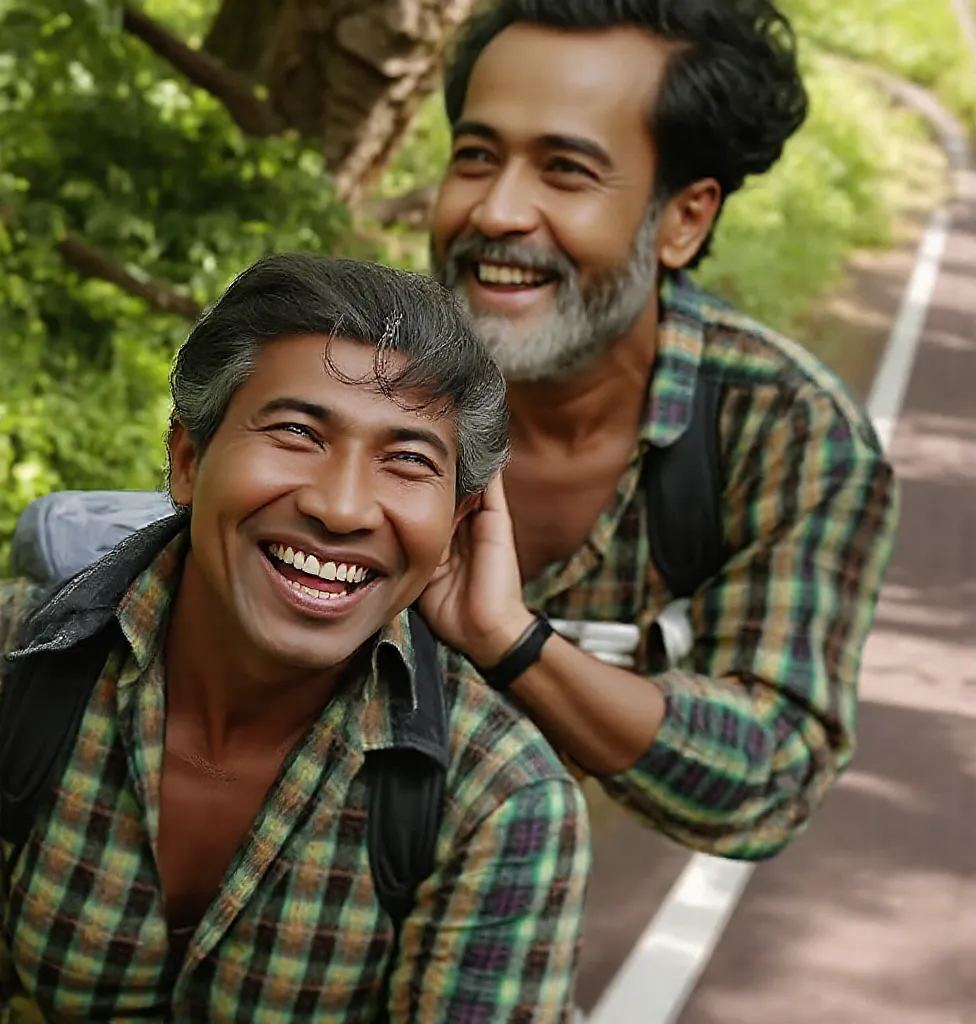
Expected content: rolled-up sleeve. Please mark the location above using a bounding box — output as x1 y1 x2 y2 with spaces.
601 386 898 859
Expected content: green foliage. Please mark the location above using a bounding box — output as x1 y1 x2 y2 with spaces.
694 55 923 332
0 0 367 568
0 0 968 569
779 0 976 127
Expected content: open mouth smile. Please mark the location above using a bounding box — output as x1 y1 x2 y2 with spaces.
261 542 382 615
472 261 558 290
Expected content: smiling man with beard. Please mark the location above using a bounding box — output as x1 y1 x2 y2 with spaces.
0 255 589 1022
422 0 900 859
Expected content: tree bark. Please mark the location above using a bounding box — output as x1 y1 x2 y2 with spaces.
201 0 476 203
123 4 284 137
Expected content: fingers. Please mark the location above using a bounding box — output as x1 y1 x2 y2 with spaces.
481 474 509 513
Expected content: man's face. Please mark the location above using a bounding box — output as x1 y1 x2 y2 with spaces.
431 24 670 381
169 335 463 675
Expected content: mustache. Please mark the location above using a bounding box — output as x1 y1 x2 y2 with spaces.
442 233 576 279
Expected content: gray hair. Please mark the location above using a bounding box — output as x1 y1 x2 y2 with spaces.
170 253 509 497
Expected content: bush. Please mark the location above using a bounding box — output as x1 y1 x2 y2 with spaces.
778 0 976 127
0 0 370 570
693 55 926 332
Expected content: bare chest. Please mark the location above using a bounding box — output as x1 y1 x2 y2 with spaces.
506 443 634 582
157 743 286 931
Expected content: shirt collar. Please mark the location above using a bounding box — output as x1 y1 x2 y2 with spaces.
361 609 428 754
116 530 186 670
640 270 712 449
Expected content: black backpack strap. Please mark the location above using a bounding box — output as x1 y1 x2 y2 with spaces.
366 611 448 929
0 626 116 867
367 611 448 1019
645 373 728 599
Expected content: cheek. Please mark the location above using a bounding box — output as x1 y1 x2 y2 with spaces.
432 180 475 253
196 441 299 516
545 201 640 273
390 494 457 575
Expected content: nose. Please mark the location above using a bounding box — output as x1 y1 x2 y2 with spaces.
468 164 540 238
295 450 384 537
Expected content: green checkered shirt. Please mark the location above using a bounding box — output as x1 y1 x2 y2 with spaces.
0 538 589 1022
452 271 898 860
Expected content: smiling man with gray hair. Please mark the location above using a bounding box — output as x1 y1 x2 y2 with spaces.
0 254 589 1022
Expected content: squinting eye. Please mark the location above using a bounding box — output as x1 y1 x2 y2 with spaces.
269 422 317 440
394 452 439 472
452 146 493 165
548 158 594 178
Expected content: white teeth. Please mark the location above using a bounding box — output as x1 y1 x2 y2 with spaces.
289 580 341 601
478 263 547 286
269 545 371 586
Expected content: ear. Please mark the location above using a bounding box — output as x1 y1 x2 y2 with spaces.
167 418 200 508
437 492 480 567
452 492 480 528
657 179 722 270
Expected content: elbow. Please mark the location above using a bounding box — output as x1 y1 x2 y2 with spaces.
598 749 839 862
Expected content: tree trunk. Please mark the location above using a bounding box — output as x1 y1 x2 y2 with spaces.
203 0 476 204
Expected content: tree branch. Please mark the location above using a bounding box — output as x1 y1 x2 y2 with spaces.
121 3 285 137
1 201 202 320
57 233 203 320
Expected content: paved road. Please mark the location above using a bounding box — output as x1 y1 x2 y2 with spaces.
675 141 976 1024
576 77 976 1024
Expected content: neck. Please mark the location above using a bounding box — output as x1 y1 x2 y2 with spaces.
506 296 661 452
164 552 351 758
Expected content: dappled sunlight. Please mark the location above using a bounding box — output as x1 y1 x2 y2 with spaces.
885 412 976 480
678 699 976 1024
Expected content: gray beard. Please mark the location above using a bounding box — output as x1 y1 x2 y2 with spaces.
432 206 660 382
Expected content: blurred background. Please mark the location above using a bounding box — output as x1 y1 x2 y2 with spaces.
0 0 973 572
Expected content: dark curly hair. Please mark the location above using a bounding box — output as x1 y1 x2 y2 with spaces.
443 0 809 267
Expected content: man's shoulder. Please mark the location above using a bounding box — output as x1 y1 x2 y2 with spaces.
440 655 582 824
0 578 47 656
693 285 881 449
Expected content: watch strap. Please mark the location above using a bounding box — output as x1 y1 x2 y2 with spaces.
477 613 553 692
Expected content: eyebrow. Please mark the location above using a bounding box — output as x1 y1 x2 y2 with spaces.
257 397 452 462
452 119 614 170
259 397 329 421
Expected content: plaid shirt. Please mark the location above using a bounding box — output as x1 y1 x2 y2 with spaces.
451 271 898 860
0 538 589 1022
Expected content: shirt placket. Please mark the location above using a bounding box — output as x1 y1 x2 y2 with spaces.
174 692 362 988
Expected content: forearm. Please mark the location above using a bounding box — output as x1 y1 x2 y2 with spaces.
508 631 666 775
602 666 847 858
509 637 847 859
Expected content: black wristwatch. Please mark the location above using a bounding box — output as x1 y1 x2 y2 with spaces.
476 613 554 692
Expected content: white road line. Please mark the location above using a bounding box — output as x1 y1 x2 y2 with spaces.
586 858 753 1024
584 168 960 1024
869 208 952 450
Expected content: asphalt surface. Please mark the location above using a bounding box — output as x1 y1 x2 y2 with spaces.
576 96 976 1024
675 153 976 1024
